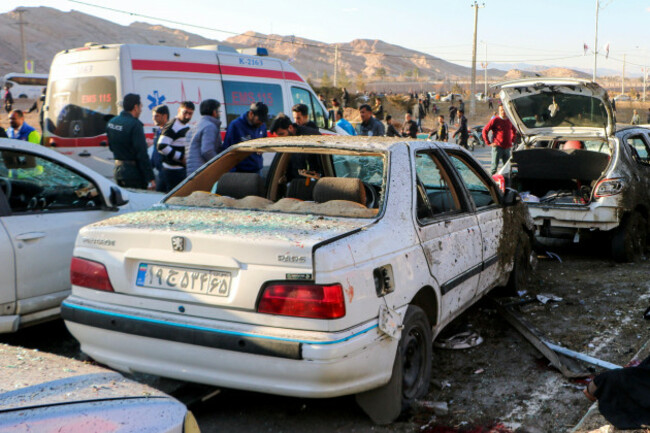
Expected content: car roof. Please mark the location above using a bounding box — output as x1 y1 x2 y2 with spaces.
232 136 467 153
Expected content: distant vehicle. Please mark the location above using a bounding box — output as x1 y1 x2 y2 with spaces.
43 43 330 178
498 78 650 262
3 73 48 99
440 93 462 102
613 94 631 101
475 92 486 101
0 138 161 332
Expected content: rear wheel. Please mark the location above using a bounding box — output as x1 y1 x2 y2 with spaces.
356 305 432 424
504 232 532 295
612 211 647 262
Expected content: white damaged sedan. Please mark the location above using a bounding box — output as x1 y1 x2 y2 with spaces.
62 136 532 423
0 138 161 332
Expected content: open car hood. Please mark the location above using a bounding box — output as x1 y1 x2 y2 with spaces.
497 78 614 139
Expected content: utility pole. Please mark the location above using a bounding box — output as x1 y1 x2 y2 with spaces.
469 1 485 117
643 65 647 102
593 0 599 82
333 45 339 87
16 8 27 73
621 53 625 95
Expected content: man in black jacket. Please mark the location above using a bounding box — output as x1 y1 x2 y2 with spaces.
401 112 418 138
156 101 195 192
385 115 401 137
453 110 469 149
428 115 448 141
292 103 318 129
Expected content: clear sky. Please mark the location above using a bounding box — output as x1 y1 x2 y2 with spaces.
3 0 649 76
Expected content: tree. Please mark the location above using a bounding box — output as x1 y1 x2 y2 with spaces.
375 67 387 79
355 73 366 92
404 69 413 78
413 68 420 79
338 68 351 88
321 71 332 88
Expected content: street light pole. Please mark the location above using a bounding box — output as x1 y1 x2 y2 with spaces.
16 8 27 73
469 1 484 117
593 0 599 82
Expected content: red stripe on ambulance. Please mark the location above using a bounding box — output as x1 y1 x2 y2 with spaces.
131 60 304 82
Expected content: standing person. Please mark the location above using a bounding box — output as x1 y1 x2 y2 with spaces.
483 105 518 174
372 97 384 121
292 103 318 129
7 110 41 144
611 98 616 112
428 115 448 141
449 103 458 126
631 109 641 125
401 112 418 139
150 104 169 186
458 99 465 113
341 87 350 108
487 96 493 110
453 110 469 149
414 99 426 132
357 104 385 136
187 99 222 175
156 101 195 192
335 109 356 135
3 85 13 113
106 93 155 190
646 108 650 124
222 102 268 173
385 115 401 137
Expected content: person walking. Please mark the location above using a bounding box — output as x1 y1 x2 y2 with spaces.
106 93 155 190
631 109 641 125
483 105 518 174
401 112 418 138
150 104 169 186
156 101 195 192
7 110 41 144
357 104 385 136
453 110 469 149
428 115 448 141
187 99 222 175
385 115 401 137
335 109 356 135
415 99 426 132
372 97 384 121
341 87 350 108
449 103 458 126
222 102 268 173
458 99 465 113
3 85 13 113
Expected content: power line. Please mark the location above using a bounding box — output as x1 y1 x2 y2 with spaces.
67 0 589 66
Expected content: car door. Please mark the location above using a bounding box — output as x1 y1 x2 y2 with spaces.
444 149 504 295
0 189 16 310
624 132 650 205
412 148 482 323
0 148 115 315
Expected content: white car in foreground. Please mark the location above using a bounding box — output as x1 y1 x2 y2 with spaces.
0 138 161 332
62 136 532 423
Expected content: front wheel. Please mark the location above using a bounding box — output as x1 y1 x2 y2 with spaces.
356 305 432 424
612 211 647 262
504 232 532 295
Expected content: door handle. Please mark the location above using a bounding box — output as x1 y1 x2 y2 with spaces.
15 232 46 241
78 151 91 157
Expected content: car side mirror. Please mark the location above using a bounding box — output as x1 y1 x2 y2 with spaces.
109 186 129 208
503 188 520 207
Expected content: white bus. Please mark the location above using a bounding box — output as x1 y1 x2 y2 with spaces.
3 73 48 99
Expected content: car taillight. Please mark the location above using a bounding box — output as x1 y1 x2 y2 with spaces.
492 174 506 193
257 283 345 319
70 257 114 292
594 178 624 197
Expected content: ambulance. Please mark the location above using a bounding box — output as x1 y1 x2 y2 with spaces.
43 43 330 178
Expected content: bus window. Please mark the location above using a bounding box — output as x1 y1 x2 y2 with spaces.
222 81 284 127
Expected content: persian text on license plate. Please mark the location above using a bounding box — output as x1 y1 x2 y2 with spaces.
136 263 231 297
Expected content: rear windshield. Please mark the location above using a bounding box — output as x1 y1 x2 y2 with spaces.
166 149 387 219
511 92 609 129
45 76 117 138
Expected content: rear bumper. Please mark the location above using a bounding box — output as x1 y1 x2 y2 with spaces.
529 205 620 232
62 297 398 398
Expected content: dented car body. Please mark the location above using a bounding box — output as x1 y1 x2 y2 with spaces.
498 78 650 261
62 136 532 423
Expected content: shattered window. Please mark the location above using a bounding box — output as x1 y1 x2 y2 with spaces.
446 152 498 208
627 136 650 163
414 151 460 219
511 92 609 129
0 150 100 213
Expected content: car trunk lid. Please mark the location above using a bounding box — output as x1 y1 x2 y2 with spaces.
498 78 614 139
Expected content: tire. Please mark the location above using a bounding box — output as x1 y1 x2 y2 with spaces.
612 211 647 262
356 304 432 424
504 232 532 295
468 137 477 152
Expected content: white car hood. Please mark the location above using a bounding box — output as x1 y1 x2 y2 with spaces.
497 78 614 139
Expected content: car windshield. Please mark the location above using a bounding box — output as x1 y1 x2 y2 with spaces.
510 92 609 129
165 148 387 219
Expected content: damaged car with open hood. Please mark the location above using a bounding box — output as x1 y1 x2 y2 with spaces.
61 136 533 424
497 78 650 261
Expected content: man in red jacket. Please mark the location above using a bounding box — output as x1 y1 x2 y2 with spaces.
482 105 518 174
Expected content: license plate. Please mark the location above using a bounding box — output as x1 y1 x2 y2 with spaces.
136 263 231 297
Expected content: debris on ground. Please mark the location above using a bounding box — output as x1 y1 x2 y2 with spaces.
434 331 484 350
536 293 563 304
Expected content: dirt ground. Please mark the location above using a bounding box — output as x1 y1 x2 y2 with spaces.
1 241 649 432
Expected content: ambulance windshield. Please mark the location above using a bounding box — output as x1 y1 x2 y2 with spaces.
45 76 117 138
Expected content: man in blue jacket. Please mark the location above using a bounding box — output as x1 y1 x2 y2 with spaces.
222 102 268 173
